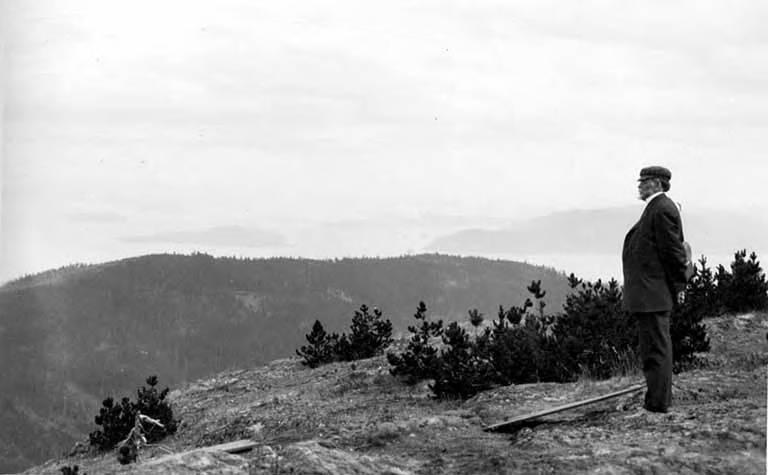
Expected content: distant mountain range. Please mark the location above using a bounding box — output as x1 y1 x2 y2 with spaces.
427 206 768 263
0 253 570 473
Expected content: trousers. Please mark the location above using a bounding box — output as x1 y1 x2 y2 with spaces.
634 311 672 412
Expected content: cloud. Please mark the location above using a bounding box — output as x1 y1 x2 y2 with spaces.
121 225 287 248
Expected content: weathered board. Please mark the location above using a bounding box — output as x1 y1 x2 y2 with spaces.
202 439 259 454
484 383 645 432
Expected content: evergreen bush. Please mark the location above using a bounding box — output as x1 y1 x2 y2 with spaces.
134 376 178 442
468 308 484 333
552 276 635 380
670 256 713 367
88 396 135 451
341 305 394 360
716 250 768 313
387 273 716 399
429 322 495 399
296 320 340 368
88 376 177 452
486 300 546 385
385 250 768 400
387 302 443 384
297 305 393 368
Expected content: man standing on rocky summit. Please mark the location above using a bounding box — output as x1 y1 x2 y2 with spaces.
622 166 689 414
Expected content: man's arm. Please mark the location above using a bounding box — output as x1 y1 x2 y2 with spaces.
653 204 689 292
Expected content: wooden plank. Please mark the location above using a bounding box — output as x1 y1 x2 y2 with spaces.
483 383 645 432
143 440 260 467
202 439 259 454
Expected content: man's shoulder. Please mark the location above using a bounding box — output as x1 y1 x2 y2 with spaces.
648 194 679 214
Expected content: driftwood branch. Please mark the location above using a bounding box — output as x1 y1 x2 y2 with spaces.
116 412 166 464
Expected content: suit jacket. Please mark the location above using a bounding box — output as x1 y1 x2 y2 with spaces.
622 194 689 312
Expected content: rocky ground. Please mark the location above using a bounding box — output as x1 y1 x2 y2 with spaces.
23 312 767 474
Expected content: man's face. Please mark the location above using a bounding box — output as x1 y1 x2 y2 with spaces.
637 178 660 201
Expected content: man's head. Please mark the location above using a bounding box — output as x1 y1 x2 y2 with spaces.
637 166 671 201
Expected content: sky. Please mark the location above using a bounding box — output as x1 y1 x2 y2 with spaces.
1 0 767 283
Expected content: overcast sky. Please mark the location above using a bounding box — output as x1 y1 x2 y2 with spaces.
1 0 767 283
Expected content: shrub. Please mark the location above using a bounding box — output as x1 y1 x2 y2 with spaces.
338 305 393 360
296 320 340 368
552 276 635 380
429 322 495 399
716 250 768 313
60 465 83 475
387 302 443 384
117 443 138 465
386 285 563 399
670 256 713 367
89 376 177 452
387 288 558 398
486 301 547 385
89 396 135 451
134 376 178 443
468 308 484 333
298 305 393 368
683 256 719 316
385 261 731 399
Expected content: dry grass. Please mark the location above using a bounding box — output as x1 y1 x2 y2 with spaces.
577 346 641 384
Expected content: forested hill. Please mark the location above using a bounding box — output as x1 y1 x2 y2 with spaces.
0 253 570 473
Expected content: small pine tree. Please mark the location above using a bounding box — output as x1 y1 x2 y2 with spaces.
430 322 495 399
117 441 138 465
134 376 178 443
89 377 178 452
487 322 543 385
387 301 444 384
344 305 393 360
551 276 635 380
485 283 548 386
297 305 393 367
670 256 714 367
686 256 719 315
717 250 768 313
89 396 135 451
296 320 339 368
468 308 484 334
527 280 547 300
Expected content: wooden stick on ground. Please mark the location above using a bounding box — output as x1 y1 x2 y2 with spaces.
202 439 260 454
483 383 645 432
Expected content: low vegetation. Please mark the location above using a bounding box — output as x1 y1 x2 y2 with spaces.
384 249 765 399
296 304 393 368
715 250 768 313
88 376 178 452
387 301 444 384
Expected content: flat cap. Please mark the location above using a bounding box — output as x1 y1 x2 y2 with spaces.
638 166 671 181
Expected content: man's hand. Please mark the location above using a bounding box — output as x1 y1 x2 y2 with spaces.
677 291 686 305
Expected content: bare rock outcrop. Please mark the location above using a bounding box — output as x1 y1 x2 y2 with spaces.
117 449 248 474
278 440 414 475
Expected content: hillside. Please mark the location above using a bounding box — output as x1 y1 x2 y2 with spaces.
23 311 767 474
0 253 571 473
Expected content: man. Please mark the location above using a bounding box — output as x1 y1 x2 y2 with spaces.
622 166 689 413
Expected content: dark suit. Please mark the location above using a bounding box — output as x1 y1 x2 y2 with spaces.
622 193 688 412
